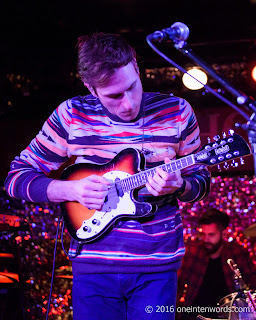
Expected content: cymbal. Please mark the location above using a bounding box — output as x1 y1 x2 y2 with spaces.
0 272 19 283
243 223 256 237
55 275 73 279
0 253 14 258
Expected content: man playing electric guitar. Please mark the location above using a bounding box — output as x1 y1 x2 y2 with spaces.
5 32 211 320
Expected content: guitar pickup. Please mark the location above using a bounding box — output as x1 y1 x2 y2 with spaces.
115 178 124 197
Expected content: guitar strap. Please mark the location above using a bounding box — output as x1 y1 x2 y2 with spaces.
140 97 147 156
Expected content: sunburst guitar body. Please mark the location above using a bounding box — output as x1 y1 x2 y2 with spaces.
60 133 251 243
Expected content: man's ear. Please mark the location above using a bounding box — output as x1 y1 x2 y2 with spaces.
84 83 97 97
133 59 140 75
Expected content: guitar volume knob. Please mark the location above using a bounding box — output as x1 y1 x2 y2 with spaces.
92 219 100 226
83 226 92 233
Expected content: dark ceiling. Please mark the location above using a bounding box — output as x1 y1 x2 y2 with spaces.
1 0 256 50
1 0 256 116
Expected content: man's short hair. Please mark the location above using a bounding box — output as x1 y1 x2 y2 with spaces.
198 208 230 230
77 32 136 88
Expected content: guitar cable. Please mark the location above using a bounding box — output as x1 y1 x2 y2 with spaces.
61 220 69 256
45 214 81 320
45 214 62 320
61 219 82 258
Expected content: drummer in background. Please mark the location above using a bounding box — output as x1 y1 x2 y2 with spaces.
176 208 256 320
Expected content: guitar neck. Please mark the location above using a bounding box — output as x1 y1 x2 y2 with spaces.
120 154 195 192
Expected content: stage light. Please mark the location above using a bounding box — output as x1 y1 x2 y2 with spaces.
251 66 256 82
182 68 208 90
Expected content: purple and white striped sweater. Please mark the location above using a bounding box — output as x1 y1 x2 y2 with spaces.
5 92 210 274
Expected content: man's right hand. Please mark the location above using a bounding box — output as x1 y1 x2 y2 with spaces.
47 175 110 210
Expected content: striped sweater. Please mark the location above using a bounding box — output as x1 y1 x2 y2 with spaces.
5 92 210 274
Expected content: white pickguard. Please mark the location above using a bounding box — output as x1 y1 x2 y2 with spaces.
76 170 136 240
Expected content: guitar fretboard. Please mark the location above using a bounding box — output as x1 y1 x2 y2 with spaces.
120 154 195 192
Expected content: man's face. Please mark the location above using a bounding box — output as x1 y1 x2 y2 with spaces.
88 62 143 121
200 223 225 255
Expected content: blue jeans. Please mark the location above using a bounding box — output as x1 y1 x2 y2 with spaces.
72 271 177 320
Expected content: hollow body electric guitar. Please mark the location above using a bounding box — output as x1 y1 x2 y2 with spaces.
60 133 250 243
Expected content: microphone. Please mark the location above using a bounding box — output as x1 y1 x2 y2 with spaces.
147 22 189 43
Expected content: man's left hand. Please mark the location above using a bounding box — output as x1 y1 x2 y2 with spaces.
145 157 184 197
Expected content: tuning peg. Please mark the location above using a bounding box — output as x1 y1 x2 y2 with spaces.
220 139 227 146
217 164 222 172
228 129 234 136
213 135 220 141
235 122 248 130
240 158 245 165
222 132 227 138
207 137 211 143
223 161 229 170
231 160 238 167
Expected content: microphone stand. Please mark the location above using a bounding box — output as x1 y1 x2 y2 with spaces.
146 32 256 176
173 40 256 176
227 259 256 317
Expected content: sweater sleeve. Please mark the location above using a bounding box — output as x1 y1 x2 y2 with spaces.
4 100 72 203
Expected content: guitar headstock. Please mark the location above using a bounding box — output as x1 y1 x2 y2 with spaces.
194 132 251 169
